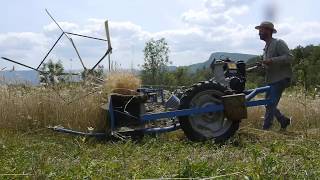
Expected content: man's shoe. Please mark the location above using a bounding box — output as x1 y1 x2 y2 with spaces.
280 117 292 130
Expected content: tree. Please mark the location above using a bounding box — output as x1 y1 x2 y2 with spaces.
142 38 170 85
161 67 191 87
292 45 320 90
81 65 105 81
39 60 65 85
192 66 213 83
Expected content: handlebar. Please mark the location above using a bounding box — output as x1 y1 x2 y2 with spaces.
246 61 263 72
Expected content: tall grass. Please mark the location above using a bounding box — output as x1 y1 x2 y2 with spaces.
0 71 143 132
0 84 106 132
0 76 319 134
244 90 320 131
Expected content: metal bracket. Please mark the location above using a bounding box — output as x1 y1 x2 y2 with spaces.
222 93 247 120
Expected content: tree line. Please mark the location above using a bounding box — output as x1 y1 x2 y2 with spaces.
141 38 320 91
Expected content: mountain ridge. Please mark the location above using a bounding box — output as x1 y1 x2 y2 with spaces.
168 52 258 72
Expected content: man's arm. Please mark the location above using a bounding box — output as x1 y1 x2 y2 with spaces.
270 39 293 64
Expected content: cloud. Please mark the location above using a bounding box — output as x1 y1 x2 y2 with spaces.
182 0 250 27
0 32 51 68
0 19 152 70
0 32 49 51
44 22 80 32
171 0 259 62
182 9 232 27
276 21 320 48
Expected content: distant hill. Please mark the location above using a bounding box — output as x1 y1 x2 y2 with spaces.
0 70 82 85
169 52 258 72
0 70 40 85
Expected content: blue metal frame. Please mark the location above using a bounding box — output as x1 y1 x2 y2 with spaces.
108 99 116 135
108 85 277 135
244 85 276 107
141 105 224 122
50 85 277 137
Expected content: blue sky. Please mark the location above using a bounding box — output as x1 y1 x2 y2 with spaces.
1 0 320 70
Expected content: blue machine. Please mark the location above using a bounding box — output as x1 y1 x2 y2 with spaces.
107 85 274 140
51 58 275 142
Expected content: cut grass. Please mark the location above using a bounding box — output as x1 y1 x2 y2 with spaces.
0 129 320 179
103 71 141 96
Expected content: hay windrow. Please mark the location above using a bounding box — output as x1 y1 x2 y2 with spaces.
103 71 141 96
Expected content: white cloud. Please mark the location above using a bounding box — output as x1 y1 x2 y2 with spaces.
182 9 232 27
0 32 49 50
226 5 249 16
204 0 226 12
44 22 80 32
0 32 51 68
182 0 250 27
276 21 320 48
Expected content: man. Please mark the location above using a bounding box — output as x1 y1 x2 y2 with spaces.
255 21 292 130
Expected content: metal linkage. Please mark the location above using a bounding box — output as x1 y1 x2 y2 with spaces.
48 126 106 137
45 9 87 70
65 32 107 42
1 57 47 74
37 32 64 70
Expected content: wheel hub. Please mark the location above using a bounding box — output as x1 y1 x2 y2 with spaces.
189 90 232 138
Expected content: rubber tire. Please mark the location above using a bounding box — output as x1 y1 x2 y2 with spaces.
178 81 240 142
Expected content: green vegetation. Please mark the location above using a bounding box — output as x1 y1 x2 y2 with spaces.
1 128 320 179
292 45 320 90
141 38 170 85
142 44 320 92
39 60 65 85
81 65 105 81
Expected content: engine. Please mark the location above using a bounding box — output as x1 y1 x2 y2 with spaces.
210 58 246 93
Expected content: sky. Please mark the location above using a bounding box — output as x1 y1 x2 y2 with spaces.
1 0 320 71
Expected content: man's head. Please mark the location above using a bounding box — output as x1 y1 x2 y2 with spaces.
255 21 277 41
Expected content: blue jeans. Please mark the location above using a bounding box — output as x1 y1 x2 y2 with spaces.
263 78 290 129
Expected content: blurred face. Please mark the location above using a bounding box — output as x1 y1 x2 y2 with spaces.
258 27 272 41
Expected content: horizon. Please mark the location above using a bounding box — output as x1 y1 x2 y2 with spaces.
0 51 257 72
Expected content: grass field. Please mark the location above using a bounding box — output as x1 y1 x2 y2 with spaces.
1 128 320 179
0 84 320 179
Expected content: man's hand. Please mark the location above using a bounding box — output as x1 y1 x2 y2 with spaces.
262 59 273 65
